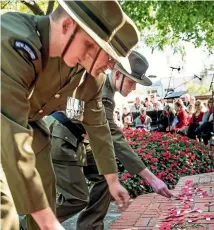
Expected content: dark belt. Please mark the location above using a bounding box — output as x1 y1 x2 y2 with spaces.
51 111 85 141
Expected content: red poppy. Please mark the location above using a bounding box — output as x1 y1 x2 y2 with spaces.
151 157 158 163
159 222 171 230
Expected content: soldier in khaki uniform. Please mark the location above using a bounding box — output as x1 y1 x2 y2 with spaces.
47 52 173 230
42 17 140 225
1 1 133 230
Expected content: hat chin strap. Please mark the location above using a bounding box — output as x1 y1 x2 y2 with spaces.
119 75 125 94
89 48 102 75
61 26 79 59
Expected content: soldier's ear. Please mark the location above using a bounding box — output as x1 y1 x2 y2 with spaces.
62 17 77 35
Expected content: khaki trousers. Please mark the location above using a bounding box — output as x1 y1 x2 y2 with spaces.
54 151 111 230
1 121 56 230
0 166 19 230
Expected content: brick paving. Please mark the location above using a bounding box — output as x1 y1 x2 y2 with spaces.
109 172 214 230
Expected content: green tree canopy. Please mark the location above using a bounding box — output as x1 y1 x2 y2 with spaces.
1 1 213 52
120 0 214 51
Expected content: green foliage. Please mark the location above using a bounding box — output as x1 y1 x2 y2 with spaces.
186 82 210 95
2 1 213 51
1 1 57 15
120 1 214 51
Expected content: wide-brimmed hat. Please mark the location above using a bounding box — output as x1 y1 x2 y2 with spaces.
111 14 140 57
57 0 131 73
114 51 152 86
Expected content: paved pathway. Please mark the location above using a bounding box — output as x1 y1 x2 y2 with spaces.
109 172 214 230
62 202 121 230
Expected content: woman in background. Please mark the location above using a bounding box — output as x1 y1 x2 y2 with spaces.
187 100 204 139
167 100 188 132
122 107 133 128
157 105 175 132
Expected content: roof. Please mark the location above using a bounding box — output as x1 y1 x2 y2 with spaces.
164 90 187 99
151 80 162 87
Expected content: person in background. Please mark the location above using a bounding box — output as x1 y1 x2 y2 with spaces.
160 98 167 107
196 98 213 144
157 105 175 132
186 103 195 116
183 94 190 107
134 107 152 130
151 94 164 110
122 107 133 127
187 100 204 139
186 103 195 123
114 108 121 126
190 95 196 105
113 110 121 127
130 97 142 120
167 100 188 132
144 97 153 110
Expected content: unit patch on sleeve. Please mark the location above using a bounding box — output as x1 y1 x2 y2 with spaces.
14 40 38 61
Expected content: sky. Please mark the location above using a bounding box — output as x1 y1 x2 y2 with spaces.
114 42 214 109
137 41 214 88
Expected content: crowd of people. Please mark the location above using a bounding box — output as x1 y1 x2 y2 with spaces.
115 94 213 145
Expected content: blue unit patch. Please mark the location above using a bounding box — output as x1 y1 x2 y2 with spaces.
14 40 38 61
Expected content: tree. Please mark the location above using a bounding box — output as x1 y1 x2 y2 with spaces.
1 0 56 15
186 82 210 95
120 1 214 52
2 0 213 52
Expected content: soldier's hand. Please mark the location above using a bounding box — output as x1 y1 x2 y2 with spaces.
109 182 130 211
150 177 173 198
105 174 130 211
140 168 173 199
31 207 65 230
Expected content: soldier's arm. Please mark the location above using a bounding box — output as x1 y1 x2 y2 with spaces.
78 73 116 174
1 35 49 214
106 109 147 175
82 98 117 175
106 109 173 198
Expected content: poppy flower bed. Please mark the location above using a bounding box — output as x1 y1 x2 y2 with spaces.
118 129 214 197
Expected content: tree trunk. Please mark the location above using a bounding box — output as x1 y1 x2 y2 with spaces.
46 0 55 15
21 0 44 15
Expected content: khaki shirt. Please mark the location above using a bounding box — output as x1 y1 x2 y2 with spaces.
1 12 117 214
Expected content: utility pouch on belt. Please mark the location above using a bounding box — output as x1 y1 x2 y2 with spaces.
51 112 87 165
51 111 85 142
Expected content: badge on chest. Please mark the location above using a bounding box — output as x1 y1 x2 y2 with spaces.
66 97 85 121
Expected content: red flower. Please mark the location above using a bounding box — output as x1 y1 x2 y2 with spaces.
186 148 190 152
151 157 158 163
182 167 187 173
185 180 193 186
180 151 187 156
171 162 178 167
190 154 196 160
151 165 157 170
163 152 170 157
159 222 171 230
145 154 152 159
121 173 132 180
